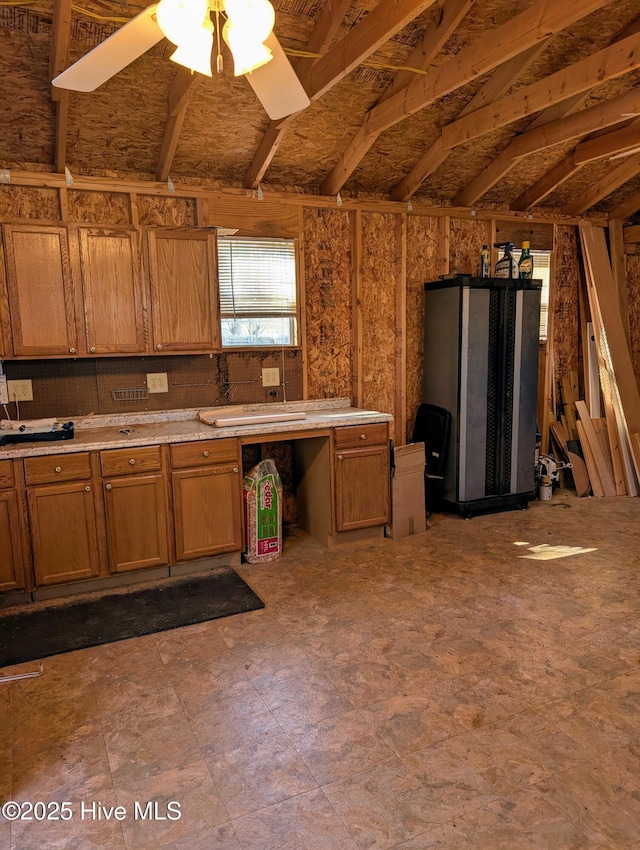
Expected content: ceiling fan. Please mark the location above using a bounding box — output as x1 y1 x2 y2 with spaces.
51 0 311 120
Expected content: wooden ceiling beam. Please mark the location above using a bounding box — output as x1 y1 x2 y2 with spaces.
456 83 640 206
563 152 640 215
156 69 201 183
322 0 473 196
298 0 440 102
610 187 640 220
511 153 581 210
574 119 640 165
364 0 612 138
390 39 550 201
323 0 613 196
243 0 352 189
50 0 72 173
441 32 640 151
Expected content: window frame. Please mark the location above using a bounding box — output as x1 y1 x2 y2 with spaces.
512 246 552 342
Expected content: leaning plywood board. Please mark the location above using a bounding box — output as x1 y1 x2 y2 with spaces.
576 419 604 497
578 222 640 492
549 421 590 497
574 400 616 496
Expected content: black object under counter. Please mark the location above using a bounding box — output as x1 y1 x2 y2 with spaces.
422 275 542 518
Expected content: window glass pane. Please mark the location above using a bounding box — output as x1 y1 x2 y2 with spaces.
513 248 551 341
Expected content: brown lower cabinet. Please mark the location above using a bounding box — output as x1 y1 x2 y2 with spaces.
170 438 243 561
27 481 101 586
103 474 169 573
333 423 390 533
0 459 27 591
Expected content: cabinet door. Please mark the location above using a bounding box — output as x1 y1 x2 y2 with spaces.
0 490 28 591
334 445 390 532
3 224 78 356
27 482 100 586
147 229 219 352
103 474 169 573
172 464 243 561
79 226 146 354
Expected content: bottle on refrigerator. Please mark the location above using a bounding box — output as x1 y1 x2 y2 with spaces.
479 244 491 277
518 241 534 279
493 242 518 279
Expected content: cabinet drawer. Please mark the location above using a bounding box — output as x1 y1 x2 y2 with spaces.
25 452 92 485
170 439 239 469
101 446 162 477
334 423 388 449
0 460 14 488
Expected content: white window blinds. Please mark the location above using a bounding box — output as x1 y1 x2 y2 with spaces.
513 248 552 341
218 237 297 319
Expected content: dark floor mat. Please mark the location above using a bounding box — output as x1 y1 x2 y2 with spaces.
0 567 264 668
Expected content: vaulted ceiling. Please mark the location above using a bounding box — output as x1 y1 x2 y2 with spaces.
2 0 640 218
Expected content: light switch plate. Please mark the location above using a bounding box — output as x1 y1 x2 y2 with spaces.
0 375 7 405
261 368 280 387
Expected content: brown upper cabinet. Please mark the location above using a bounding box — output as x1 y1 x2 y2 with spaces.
147 228 219 353
78 226 146 355
3 223 78 357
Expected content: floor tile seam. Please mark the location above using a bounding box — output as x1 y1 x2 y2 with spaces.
279 711 396 784
86 672 125 824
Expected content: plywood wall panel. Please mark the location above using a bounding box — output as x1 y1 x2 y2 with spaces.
553 225 581 408
626 254 640 386
449 218 491 277
361 212 398 434
137 196 196 227
303 207 352 400
67 191 131 225
406 215 440 442
0 186 60 220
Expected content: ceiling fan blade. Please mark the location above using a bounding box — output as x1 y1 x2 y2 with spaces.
52 4 163 92
244 33 311 121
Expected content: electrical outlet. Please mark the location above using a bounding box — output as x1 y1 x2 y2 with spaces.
0 375 8 406
146 373 169 394
7 379 33 402
261 367 280 387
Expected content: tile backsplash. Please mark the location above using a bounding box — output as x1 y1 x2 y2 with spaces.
3 350 303 419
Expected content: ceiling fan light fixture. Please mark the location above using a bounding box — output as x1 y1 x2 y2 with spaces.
170 16 214 76
223 0 275 42
223 20 273 76
156 0 209 45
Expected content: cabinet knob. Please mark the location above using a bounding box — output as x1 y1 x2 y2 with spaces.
89 346 96 353
54 466 62 473
85 485 91 492
337 454 343 460
233 466 239 473
129 458 136 465
69 347 76 354
156 344 163 350
359 434 366 440
203 451 210 458
105 483 112 490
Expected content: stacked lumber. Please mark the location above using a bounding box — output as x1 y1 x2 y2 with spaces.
577 222 640 497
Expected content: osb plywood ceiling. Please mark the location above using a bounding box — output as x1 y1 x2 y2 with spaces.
1 0 640 217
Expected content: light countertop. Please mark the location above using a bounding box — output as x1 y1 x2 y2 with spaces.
0 399 393 459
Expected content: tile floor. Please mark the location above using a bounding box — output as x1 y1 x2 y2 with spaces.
1 490 640 849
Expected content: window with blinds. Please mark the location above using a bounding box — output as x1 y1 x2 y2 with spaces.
513 248 552 341
217 236 298 347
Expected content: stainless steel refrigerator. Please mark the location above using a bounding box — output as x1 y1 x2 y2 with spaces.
422 275 541 518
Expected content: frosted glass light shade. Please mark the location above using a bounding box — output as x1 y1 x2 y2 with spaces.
222 16 274 76
223 0 275 43
156 0 209 46
170 16 214 76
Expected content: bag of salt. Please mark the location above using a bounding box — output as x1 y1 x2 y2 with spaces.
243 459 283 563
